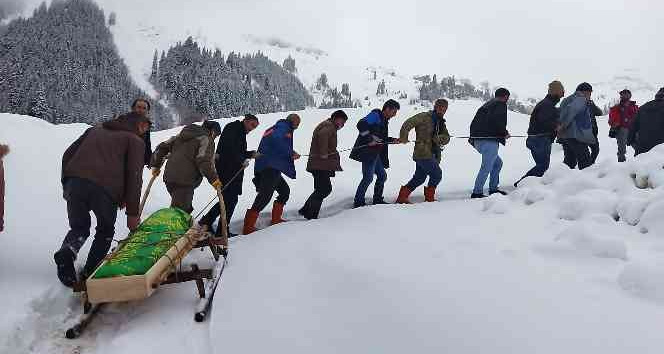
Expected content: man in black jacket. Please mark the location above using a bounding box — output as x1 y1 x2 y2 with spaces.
199 115 260 236
515 81 564 186
628 88 664 155
469 88 511 198
131 98 153 166
350 99 400 208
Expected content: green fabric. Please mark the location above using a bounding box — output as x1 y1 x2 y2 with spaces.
93 208 192 279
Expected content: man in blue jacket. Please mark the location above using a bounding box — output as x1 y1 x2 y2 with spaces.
350 99 401 208
558 82 596 170
242 114 301 234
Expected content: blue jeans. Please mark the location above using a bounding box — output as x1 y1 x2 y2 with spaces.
354 156 387 205
473 140 503 194
522 136 552 179
406 159 442 189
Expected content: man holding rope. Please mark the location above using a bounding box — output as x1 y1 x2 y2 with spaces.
199 114 260 236
351 99 401 208
242 114 301 234
469 88 511 198
298 110 348 220
395 98 451 204
55 113 151 287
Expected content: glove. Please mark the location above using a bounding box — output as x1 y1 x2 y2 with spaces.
212 179 223 190
151 168 161 177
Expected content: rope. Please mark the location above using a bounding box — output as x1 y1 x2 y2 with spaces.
192 165 248 220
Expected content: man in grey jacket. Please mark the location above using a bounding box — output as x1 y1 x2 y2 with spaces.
558 82 596 170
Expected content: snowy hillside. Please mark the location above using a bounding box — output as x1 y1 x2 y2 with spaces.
3 101 664 353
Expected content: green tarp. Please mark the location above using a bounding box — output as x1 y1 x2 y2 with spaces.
93 208 192 279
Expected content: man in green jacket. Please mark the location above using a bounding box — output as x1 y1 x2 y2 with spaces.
151 120 223 213
396 99 451 203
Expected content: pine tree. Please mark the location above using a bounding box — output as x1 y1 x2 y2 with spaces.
150 49 158 83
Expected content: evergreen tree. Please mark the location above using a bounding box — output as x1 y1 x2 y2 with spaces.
150 49 158 83
283 55 296 73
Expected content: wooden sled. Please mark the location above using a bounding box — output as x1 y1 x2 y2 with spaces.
66 176 230 339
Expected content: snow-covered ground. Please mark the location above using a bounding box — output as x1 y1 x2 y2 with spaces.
2 100 664 353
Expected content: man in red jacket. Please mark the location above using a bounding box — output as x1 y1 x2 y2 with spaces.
609 89 639 162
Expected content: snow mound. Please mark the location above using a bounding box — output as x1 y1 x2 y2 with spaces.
554 223 628 261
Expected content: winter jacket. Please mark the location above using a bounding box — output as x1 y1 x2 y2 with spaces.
628 98 664 155
590 102 603 139
62 117 145 216
255 119 297 179
558 93 596 145
307 118 342 173
151 124 219 188
350 109 398 168
469 99 509 145
399 111 451 161
527 95 560 138
215 120 255 195
609 101 639 128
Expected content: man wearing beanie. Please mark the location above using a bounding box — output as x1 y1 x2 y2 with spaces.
515 81 564 186
628 88 664 155
558 82 596 170
609 89 639 162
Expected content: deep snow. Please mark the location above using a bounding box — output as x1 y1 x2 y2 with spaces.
2 100 664 353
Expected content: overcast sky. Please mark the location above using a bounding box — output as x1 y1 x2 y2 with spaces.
15 0 664 96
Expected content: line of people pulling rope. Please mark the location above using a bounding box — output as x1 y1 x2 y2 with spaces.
52 83 664 287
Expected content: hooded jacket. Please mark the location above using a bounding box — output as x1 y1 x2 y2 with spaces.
558 92 597 145
399 111 450 161
350 109 398 168
62 116 145 216
609 101 639 128
151 124 219 187
254 119 297 179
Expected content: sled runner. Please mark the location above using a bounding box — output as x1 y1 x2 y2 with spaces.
65 176 230 339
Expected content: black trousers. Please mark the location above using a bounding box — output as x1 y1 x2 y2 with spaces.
199 189 239 235
58 177 118 274
561 139 592 170
299 171 333 219
251 168 290 212
166 183 195 214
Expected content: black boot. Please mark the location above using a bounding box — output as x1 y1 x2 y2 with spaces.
470 193 487 199
489 189 508 196
54 247 77 287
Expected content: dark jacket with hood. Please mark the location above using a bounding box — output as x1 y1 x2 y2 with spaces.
528 95 560 139
470 99 509 145
628 97 664 155
216 120 255 195
151 124 219 187
254 119 297 179
62 115 145 216
350 109 398 168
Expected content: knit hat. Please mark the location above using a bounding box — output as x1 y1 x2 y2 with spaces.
656 88 664 100
548 81 565 97
576 82 593 92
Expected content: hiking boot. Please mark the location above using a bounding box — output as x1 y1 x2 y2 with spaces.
54 248 77 288
395 186 413 204
470 193 487 199
424 186 437 202
242 209 259 235
271 202 287 225
489 189 508 196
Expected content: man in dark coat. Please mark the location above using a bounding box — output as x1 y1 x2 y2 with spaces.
151 120 223 213
199 115 260 236
299 110 348 220
242 114 301 234
628 88 664 155
469 88 511 198
558 82 597 170
55 113 150 286
515 81 564 186
351 99 400 208
131 98 153 166
588 100 604 165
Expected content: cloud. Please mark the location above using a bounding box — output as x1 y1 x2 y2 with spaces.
0 0 25 20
